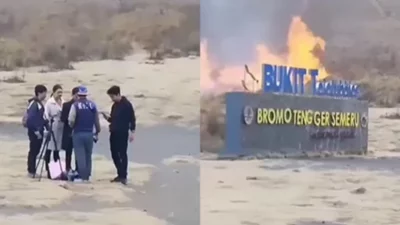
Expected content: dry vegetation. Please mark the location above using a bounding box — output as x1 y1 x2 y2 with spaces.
0 0 199 71
324 43 400 107
200 94 225 153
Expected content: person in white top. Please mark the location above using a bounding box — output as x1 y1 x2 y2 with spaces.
43 84 65 178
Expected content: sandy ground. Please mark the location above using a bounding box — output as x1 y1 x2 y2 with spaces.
200 108 400 225
3 52 400 224
0 136 162 224
201 160 400 225
0 54 199 224
1 208 167 225
0 53 199 128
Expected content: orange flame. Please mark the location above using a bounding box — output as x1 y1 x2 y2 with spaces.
201 16 329 93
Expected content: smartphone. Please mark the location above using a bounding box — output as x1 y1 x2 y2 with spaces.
100 111 110 119
93 134 98 143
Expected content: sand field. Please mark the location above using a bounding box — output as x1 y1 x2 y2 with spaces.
2 53 400 224
1 208 167 225
0 53 199 128
200 108 400 225
0 54 199 224
0 134 163 224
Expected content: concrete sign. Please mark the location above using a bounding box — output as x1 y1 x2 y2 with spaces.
223 92 368 157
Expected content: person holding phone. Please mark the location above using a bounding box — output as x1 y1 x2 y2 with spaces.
103 85 136 185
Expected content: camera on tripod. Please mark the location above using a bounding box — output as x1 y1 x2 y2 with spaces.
33 117 64 181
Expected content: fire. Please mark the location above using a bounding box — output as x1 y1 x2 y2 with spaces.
200 16 329 93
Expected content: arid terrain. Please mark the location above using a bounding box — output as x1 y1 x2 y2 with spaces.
0 51 199 224
0 0 199 224
201 108 400 225
0 56 199 225
0 0 199 127
3 0 400 224
201 0 400 153
0 53 199 128
200 1 400 225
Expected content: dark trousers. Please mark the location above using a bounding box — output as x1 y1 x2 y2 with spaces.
110 131 129 179
27 130 43 174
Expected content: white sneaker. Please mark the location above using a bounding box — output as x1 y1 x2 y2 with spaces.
67 170 74 176
74 178 83 183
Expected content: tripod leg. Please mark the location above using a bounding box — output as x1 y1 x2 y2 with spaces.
33 138 47 179
38 153 47 182
37 140 49 181
36 120 55 181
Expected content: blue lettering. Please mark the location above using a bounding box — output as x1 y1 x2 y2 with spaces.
343 81 351 97
297 68 306 94
325 81 333 96
292 67 298 94
309 69 318 95
261 64 360 99
280 66 293 94
263 64 278 92
354 84 360 98
330 80 337 96
337 81 345 97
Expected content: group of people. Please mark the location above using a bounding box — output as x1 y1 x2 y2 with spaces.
24 84 136 185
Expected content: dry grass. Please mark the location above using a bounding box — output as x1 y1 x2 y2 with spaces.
200 94 225 153
379 109 400 119
324 43 400 107
0 73 25 83
358 75 400 107
0 0 199 70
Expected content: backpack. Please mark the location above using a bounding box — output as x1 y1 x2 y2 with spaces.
22 99 43 128
22 112 28 128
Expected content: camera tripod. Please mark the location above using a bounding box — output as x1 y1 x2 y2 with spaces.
33 119 64 182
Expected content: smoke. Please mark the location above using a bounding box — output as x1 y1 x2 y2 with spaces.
201 0 308 65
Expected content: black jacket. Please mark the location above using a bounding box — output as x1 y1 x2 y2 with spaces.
61 99 74 150
107 96 136 132
26 97 47 132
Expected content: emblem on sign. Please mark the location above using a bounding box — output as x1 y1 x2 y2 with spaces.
243 106 254 125
361 113 368 128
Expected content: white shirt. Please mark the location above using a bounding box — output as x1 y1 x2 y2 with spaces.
44 96 65 122
44 96 65 150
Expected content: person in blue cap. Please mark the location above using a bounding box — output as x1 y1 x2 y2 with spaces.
68 85 101 182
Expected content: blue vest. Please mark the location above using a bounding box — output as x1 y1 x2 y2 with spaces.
73 100 96 133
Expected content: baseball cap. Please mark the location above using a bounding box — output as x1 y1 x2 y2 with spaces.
77 85 88 96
